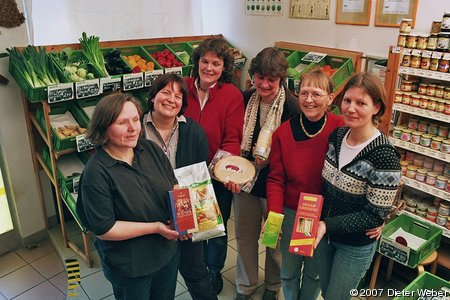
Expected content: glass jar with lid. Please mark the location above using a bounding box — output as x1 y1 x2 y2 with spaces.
410 55 421 68
435 85 445 98
444 87 450 100
431 136 443 151
394 91 403 103
402 54 411 67
442 12 450 32
427 34 438 50
436 99 446 113
419 96 429 110
437 33 450 50
397 34 407 47
427 84 437 96
402 92 412 104
439 59 449 73
406 34 418 48
418 83 428 94
400 18 413 34
417 34 429 50
445 100 450 115
430 57 440 71
410 94 421 107
401 80 413 92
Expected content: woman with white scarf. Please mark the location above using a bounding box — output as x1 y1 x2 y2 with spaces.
227 47 299 300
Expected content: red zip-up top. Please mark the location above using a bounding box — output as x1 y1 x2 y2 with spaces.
184 77 244 162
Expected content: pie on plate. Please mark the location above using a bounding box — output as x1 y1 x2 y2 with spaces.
213 156 255 184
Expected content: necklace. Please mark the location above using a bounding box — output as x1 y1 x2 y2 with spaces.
198 85 208 93
299 113 327 138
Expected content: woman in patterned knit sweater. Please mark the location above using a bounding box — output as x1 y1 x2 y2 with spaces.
314 73 401 300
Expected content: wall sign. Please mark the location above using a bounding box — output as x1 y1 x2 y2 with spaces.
289 0 330 20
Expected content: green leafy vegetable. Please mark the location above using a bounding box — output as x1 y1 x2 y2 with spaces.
79 32 109 77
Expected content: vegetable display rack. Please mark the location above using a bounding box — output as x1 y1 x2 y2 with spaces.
12 34 244 268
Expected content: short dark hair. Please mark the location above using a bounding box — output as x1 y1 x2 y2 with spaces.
249 47 288 86
339 72 386 125
191 38 235 83
86 93 142 145
147 73 188 116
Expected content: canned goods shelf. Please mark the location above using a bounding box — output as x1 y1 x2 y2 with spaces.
399 66 450 81
398 209 450 239
389 136 450 162
401 175 450 201
393 103 450 123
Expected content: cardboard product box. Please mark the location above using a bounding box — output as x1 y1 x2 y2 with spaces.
289 193 323 257
262 211 284 249
169 188 199 235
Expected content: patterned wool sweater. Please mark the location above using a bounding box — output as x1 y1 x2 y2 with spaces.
321 127 401 246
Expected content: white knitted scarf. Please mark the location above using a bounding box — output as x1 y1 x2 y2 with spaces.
240 86 286 157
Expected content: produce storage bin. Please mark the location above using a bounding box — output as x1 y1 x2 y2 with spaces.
312 55 354 92
166 42 194 77
9 62 48 103
378 214 442 268
36 102 89 151
60 182 88 232
286 51 312 93
114 46 161 73
56 152 90 190
142 44 186 76
76 96 101 124
392 272 450 300
102 48 132 76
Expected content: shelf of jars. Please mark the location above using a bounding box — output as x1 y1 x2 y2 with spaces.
398 209 450 239
389 137 450 162
401 176 450 201
392 103 449 122
399 65 450 81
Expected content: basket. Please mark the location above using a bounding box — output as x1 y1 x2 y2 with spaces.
378 214 442 268
392 272 450 300
9 62 48 103
36 102 89 151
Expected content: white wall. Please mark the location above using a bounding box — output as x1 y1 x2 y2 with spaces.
202 0 449 85
0 0 46 241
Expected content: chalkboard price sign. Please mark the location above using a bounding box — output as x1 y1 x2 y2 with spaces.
76 134 94 153
144 69 164 87
47 83 74 103
164 67 182 76
75 79 100 99
378 237 410 266
100 76 122 93
123 73 144 91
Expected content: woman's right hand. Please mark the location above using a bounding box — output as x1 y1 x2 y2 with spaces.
158 222 180 240
224 181 241 193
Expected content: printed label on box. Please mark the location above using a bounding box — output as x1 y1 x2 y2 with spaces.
262 211 284 249
289 193 323 257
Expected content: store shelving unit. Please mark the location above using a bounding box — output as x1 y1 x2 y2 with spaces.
382 45 450 239
16 34 243 267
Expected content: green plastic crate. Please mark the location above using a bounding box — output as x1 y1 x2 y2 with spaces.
115 46 161 73
76 96 101 124
9 62 48 103
378 214 442 268
60 182 88 232
312 55 354 92
393 272 450 300
286 51 312 93
36 102 89 151
56 152 90 190
166 42 194 77
102 48 132 76
142 44 186 76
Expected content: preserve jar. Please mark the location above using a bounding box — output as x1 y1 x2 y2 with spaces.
413 154 425 167
426 213 437 222
439 202 450 216
426 171 438 185
407 117 419 130
417 35 428 50
417 210 428 218
427 84 437 96
406 165 417 178
418 83 428 94
400 160 409 176
436 214 447 226
437 33 450 50
430 57 440 71
438 59 450 73
420 56 431 69
434 160 444 173
427 99 437 111
427 122 439 135
420 133 432 147
410 131 422 144
415 168 428 182
401 128 412 142
424 157 434 170
397 34 407 47
402 54 411 67
405 151 415 162
401 80 413 91
427 34 438 50
406 34 418 48
435 85 445 98
441 139 450 154
446 100 450 115
400 18 413 34
438 125 449 137
431 21 442 34
444 87 450 100
431 136 443 151
435 175 447 189
428 206 438 216
394 91 403 103
442 12 450 32
410 55 421 68
435 99 445 113
392 126 403 139
418 120 429 132
417 202 429 212
411 94 421 107
401 92 411 104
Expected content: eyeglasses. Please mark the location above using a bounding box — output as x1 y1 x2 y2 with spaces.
299 91 328 101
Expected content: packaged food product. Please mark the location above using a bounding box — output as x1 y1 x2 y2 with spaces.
415 168 427 182
427 34 438 50
397 34 407 47
410 131 422 144
400 18 412 34
431 20 442 34
426 171 438 185
435 175 447 189
417 35 428 50
406 34 417 48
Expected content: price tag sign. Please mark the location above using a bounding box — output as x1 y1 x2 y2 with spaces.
301 52 327 63
400 47 410 54
144 69 164 87
378 237 410 266
123 73 144 91
76 134 94 152
47 83 74 103
72 176 80 194
164 67 182 76
100 76 122 93
411 49 422 56
75 79 100 99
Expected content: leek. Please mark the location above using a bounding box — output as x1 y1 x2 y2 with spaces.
79 32 109 77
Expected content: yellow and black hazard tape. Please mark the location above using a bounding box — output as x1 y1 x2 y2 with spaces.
65 258 80 297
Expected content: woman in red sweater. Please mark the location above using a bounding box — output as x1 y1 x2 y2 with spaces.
184 38 244 295
266 69 344 300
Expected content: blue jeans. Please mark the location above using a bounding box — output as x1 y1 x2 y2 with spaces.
205 180 233 273
315 238 377 300
280 207 320 300
102 250 179 300
179 239 217 300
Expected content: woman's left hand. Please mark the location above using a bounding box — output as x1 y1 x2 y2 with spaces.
366 223 384 240
224 181 241 193
314 221 327 249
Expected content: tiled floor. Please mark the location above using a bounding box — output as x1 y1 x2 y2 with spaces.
0 210 410 300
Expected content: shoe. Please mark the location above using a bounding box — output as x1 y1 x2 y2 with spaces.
235 292 251 300
262 289 279 300
209 271 223 295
